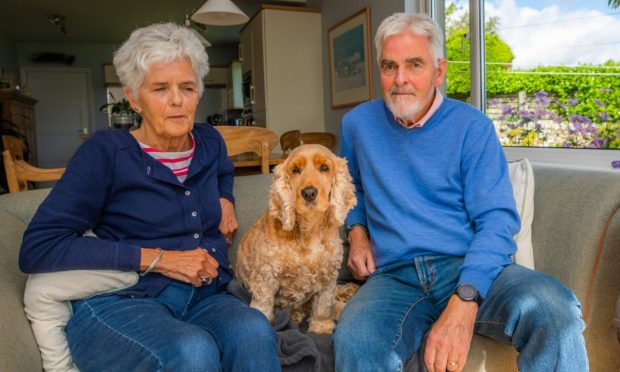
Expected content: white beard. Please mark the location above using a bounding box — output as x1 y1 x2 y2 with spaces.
385 85 435 123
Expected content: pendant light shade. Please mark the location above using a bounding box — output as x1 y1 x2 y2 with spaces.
191 0 249 26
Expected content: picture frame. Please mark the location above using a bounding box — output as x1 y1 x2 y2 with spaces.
328 7 372 109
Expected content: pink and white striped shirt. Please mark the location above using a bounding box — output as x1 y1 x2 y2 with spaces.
139 135 195 183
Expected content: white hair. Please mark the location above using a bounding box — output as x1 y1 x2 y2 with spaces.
375 13 444 68
113 22 209 98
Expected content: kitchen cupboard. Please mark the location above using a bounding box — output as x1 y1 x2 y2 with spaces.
0 91 38 164
239 5 325 139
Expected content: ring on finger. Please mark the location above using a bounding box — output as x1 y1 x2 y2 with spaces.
200 276 212 285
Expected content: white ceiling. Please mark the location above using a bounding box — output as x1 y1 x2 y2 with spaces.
0 0 309 47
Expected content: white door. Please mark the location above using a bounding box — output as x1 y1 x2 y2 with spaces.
21 67 93 168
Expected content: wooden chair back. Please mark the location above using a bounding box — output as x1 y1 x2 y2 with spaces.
3 150 65 192
2 134 27 161
280 130 301 154
214 126 278 174
300 132 337 152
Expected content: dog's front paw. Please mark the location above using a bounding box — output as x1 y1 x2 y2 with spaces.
308 319 335 334
251 301 274 324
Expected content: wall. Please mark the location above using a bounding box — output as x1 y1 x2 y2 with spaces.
16 43 237 132
0 32 18 83
316 0 405 149
17 42 118 131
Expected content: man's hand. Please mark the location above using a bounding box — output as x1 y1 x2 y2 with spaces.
346 227 375 280
424 295 478 372
219 198 238 243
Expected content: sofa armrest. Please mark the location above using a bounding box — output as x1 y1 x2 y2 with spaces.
530 166 620 320
530 165 620 371
616 294 620 343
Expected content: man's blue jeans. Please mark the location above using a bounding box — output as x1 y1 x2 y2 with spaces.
333 255 588 371
66 280 281 371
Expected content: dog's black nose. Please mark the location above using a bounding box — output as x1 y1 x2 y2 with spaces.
301 187 318 202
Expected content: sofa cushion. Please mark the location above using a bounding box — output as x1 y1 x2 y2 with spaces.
508 159 535 269
23 270 138 372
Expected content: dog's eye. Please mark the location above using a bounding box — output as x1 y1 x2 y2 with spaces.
291 166 301 174
320 164 329 172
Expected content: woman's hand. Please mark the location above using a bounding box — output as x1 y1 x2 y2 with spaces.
219 197 238 243
140 248 219 287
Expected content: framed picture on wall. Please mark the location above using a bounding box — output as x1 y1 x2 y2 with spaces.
327 7 372 109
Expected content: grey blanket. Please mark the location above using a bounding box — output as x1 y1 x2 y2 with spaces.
226 279 334 372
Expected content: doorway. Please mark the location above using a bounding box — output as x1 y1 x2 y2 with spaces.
21 67 94 168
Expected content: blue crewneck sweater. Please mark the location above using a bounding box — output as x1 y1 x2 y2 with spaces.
340 98 520 297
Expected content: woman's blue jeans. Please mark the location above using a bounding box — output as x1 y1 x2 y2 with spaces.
66 280 281 372
333 255 588 372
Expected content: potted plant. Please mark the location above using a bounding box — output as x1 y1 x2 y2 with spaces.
99 99 140 129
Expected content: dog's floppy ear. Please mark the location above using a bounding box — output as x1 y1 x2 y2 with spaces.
330 156 357 225
269 162 296 231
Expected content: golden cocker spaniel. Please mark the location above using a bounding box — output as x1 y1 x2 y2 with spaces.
236 144 357 334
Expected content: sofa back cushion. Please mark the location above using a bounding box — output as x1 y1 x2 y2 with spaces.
0 209 43 371
229 173 274 266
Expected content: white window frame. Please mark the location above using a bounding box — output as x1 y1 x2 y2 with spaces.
429 0 619 171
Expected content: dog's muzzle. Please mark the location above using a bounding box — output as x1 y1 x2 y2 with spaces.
301 187 318 202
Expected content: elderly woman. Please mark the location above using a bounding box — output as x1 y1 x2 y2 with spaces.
18 23 280 371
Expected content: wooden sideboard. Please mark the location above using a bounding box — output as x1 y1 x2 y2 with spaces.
0 91 38 164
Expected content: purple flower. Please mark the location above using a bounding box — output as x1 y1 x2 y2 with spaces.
595 99 606 107
587 138 605 149
490 98 501 106
567 98 579 107
535 91 550 107
599 88 610 93
519 109 534 121
534 108 546 119
569 114 592 126
501 104 513 116
597 112 610 122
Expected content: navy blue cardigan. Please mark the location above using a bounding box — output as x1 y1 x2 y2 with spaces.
19 124 235 297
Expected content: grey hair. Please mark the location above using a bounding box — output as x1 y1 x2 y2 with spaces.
375 13 444 68
113 22 209 98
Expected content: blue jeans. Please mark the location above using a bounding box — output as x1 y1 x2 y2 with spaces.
66 280 281 372
333 255 588 372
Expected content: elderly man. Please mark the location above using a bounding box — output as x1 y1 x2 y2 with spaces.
333 12 588 372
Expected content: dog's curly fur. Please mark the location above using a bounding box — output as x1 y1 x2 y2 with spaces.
236 144 357 334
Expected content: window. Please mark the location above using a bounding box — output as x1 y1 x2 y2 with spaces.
441 0 620 170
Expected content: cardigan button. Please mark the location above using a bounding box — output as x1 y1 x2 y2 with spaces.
193 233 199 239
191 211 197 217
185 190 191 196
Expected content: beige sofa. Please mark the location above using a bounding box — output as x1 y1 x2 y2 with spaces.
1 165 619 371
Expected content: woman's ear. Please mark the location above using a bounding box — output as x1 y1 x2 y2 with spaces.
269 162 296 231
330 156 357 225
124 87 141 113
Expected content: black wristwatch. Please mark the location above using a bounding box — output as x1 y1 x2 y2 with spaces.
455 284 483 306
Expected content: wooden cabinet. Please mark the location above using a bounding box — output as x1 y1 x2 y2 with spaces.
0 91 38 164
238 5 325 138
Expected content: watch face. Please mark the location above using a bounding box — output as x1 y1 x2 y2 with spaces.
458 284 477 301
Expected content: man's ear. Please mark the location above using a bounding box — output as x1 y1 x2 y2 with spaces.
434 58 448 88
124 88 141 113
